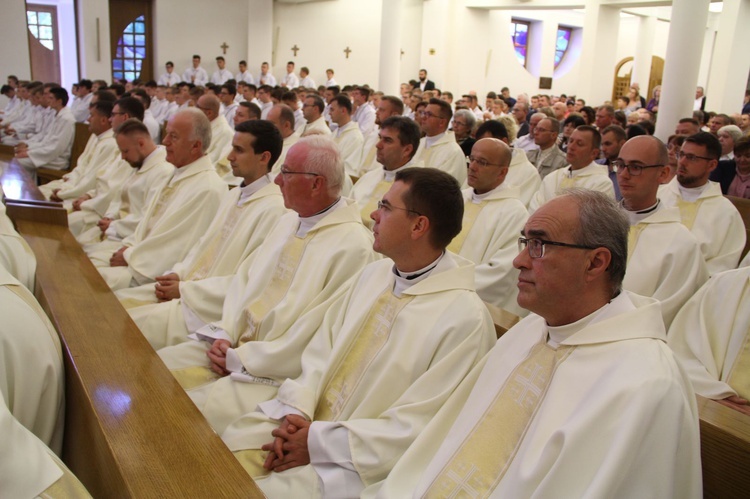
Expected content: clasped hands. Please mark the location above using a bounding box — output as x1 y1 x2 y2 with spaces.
262 415 312 473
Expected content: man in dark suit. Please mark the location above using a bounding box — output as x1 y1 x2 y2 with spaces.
414 69 435 91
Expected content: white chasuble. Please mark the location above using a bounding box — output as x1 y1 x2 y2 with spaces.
0 202 36 291
413 131 467 186
529 162 614 214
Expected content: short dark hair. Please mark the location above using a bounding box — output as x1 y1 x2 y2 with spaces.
193 54 201 60
258 84 273 93
353 86 371 99
626 124 647 139
235 119 284 172
110 83 126 97
395 167 463 249
166 61 174 67
239 60 247 66
637 120 655 135
475 120 509 140
563 114 586 129
380 116 421 160
734 136 750 157
684 131 722 160
90 100 114 119
332 94 352 114
114 96 145 121
0 85 12 96
326 85 341 96
381 95 405 115
239 101 261 120
115 118 150 137
574 124 601 149
130 88 151 109
601 125 626 142
49 87 69 106
281 91 297 105
78 79 93 90
94 89 117 104
428 98 452 120
216 56 224 62
305 94 325 113
221 83 237 97
287 61 294 66
144 80 157 88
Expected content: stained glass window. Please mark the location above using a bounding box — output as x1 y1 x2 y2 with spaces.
26 9 54 50
555 27 572 68
511 20 530 68
112 15 146 82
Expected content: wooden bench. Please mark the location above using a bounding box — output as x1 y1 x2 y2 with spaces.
37 122 92 185
726 195 750 261
5 203 263 497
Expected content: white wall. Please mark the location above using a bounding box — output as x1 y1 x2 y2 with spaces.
1 1 33 81
77 0 112 80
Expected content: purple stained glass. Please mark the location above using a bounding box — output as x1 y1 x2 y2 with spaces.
555 28 571 68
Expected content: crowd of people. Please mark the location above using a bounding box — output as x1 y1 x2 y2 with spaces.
2 58 750 497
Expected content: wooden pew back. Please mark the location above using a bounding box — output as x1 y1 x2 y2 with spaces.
37 122 92 184
726 195 750 261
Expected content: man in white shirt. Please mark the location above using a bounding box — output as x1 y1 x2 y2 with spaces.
357 95 406 178
210 56 233 85
235 60 254 85
70 79 93 122
219 83 239 129
412 98 467 185
526 117 567 178
351 86 376 137
259 61 277 87
329 94 364 178
158 61 182 87
280 61 300 89
183 55 209 86
299 66 315 88
130 89 160 144
257 85 274 119
324 68 337 88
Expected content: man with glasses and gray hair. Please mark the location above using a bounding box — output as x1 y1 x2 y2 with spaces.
659 131 745 274
369 188 701 499
526 116 567 178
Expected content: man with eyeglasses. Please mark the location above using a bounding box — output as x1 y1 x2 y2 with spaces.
615 135 707 327
370 189 701 499
659 132 745 274
118 120 288 350
212 167 493 498
352 116 421 227
529 125 614 214
449 138 528 316
412 98 467 185
526 117 567 178
157 135 376 441
512 111 543 154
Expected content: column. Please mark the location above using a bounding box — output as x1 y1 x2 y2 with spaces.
654 0 710 141
379 0 404 95
576 1 620 106
705 0 750 114
630 15 656 92
246 0 273 76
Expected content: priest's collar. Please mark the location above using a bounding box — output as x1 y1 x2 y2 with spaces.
296 197 343 237
425 131 446 148
382 162 413 182
621 199 660 226
546 292 630 348
238 174 271 204
391 251 445 297
677 181 710 202
471 182 507 203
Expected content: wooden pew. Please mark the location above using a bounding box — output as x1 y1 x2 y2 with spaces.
37 122 92 185
484 302 520 339
10 214 263 496
726 195 750 261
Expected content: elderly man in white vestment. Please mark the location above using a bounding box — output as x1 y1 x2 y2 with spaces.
659 132 745 274
529 125 614 214
208 167 495 498
85 108 225 291
352 116 421 229
475 119 540 207
329 94 364 178
412 98 467 185
367 189 702 499
451 138 529 317
117 120 289 350
156 135 376 424
195 94 235 181
356 95 405 179
615 135 708 327
0 265 64 455
668 265 750 416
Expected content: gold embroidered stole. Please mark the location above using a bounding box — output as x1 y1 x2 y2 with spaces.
362 143 378 173
422 144 435 168
675 198 706 231
422 342 575 498
627 224 647 265
184 202 247 281
360 179 392 228
238 232 313 344
315 287 414 421
118 174 135 220
558 169 578 191
447 200 487 254
726 280 750 400
144 183 178 237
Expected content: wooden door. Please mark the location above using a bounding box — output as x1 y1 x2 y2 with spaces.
109 0 154 83
612 57 633 104
26 4 62 84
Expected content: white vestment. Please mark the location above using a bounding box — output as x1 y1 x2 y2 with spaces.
86 155 225 290
158 71 181 86
413 131 467 185
351 161 421 229
77 147 173 245
270 131 301 177
19 107 75 171
119 178 288 350
281 72 300 89
157 200 377 431
507 148 542 207
38 128 118 201
454 185 529 317
0 266 64 455
529 162 615 214
211 68 233 85
368 292 702 499
0 202 36 291
236 71 255 84
668 266 750 400
182 66 209 86
219 253 496 498
332 121 364 178
223 102 239 129
207 115 235 175
352 103 376 137
143 109 160 143
303 116 331 137
623 205 708 328
259 73 277 86
659 178 745 275
300 76 316 88
69 92 93 122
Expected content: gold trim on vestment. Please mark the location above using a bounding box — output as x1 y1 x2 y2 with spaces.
626 224 647 265
726 280 750 400
170 366 221 391
144 183 177 236
675 198 705 231
447 200 486 254
185 203 247 281
360 180 392 229
233 449 273 478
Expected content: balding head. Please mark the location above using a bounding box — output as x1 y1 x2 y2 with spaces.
267 104 295 139
467 138 512 194
164 108 212 167
197 94 221 121
615 135 670 211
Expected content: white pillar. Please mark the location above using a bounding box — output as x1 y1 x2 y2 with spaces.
705 0 750 114
379 0 404 96
654 0 711 141
630 15 656 91
577 1 620 106
247 0 273 78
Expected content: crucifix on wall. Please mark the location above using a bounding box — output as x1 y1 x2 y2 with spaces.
220 42 229 55
344 46 352 59
291 45 300 56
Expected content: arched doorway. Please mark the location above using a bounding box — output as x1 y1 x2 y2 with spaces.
612 56 664 104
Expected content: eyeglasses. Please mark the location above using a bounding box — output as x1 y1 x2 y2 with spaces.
611 160 664 176
421 111 441 119
453 121 468 127
111 111 126 116
377 200 422 216
676 152 714 162
518 236 597 259
467 155 503 168
279 165 321 177
534 127 556 134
